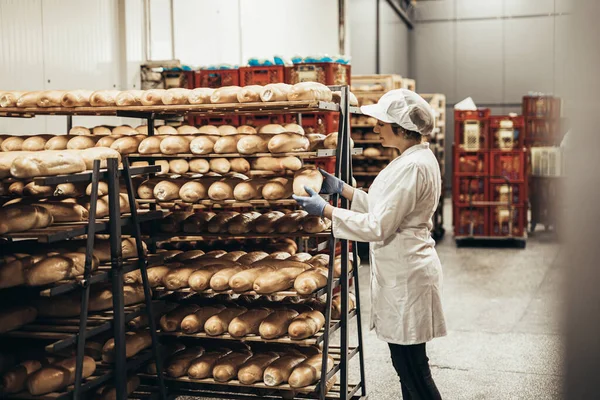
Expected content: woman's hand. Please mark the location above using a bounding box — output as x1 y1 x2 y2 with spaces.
319 168 344 194
293 186 328 216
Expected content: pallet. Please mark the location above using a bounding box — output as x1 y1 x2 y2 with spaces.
455 236 527 249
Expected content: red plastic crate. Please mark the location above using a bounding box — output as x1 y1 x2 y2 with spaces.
239 66 287 86
197 69 240 88
522 96 561 119
454 118 490 151
453 176 488 205
489 206 526 237
286 113 339 135
524 118 560 146
489 182 527 206
454 108 491 121
453 206 488 237
490 150 526 182
195 116 240 127
489 115 525 150
239 114 285 128
314 157 336 174
285 63 351 85
454 150 488 176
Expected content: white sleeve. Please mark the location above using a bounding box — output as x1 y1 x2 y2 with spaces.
332 164 419 242
350 188 369 213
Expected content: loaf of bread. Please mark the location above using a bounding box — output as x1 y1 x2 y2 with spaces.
237 85 263 103
34 202 89 222
260 83 292 102
258 124 286 135
124 265 171 287
115 90 144 106
135 125 158 135
227 211 261 234
0 91 26 107
154 125 176 136
333 254 356 278
0 152 30 178
162 88 191 105
175 250 206 263
252 211 284 234
56 182 88 197
229 266 274 293
21 136 48 151
189 136 215 155
166 347 206 377
268 238 297 255
302 215 331 233
178 179 212 203
263 352 307 386
211 86 242 104
188 261 239 292
26 356 96 395
90 90 121 106
288 310 325 339
102 330 152 362
275 210 308 233
198 125 220 136
306 133 325 150
236 134 269 154
154 179 186 201
25 252 99 286
94 135 118 148
363 147 382 157
268 133 310 153
96 375 140 400
213 135 240 154
259 309 300 339
186 159 209 174
137 136 163 154
163 265 202 290
92 126 111 135
1 359 44 394
160 305 201 332
188 88 215 104
16 91 41 107
262 177 293 200
229 308 273 337
160 136 190 155
204 306 247 336
43 135 69 150
238 352 280 384
135 178 159 199
0 205 53 234
0 306 37 333
323 131 353 149
187 350 230 379
36 90 65 107
237 251 269 265
22 181 53 196
233 179 266 201
180 305 227 334
182 212 216 233
289 353 334 388
207 211 239 233
0 256 42 289
168 159 189 174
1 137 24 152
79 147 121 169
332 292 356 319
213 350 252 382
140 89 166 106
293 167 324 196
294 266 328 295
253 262 311 294
288 82 333 102
110 136 142 155
208 264 247 291
8 181 25 196
209 158 231 174
308 254 329 268
226 158 248 174
66 136 97 150
209 178 243 200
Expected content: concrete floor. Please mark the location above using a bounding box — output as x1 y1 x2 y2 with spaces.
185 203 564 399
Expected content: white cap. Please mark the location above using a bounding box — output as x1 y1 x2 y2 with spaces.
360 89 436 136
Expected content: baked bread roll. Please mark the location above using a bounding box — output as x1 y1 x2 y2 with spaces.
1 359 44 394
137 178 161 199
209 263 249 291
227 211 261 234
0 91 26 107
288 310 325 339
213 135 240 154
302 215 331 233
294 266 328 295
308 254 329 268
11 150 87 178
175 250 206 263
268 133 310 153
16 91 41 107
210 86 242 104
238 352 280 384
259 309 300 339
160 305 201 332
188 261 239 292
218 125 238 136
0 256 44 289
37 90 65 107
207 211 239 233
167 347 206 377
229 266 274 293
237 85 263 103
188 158 210 173
228 157 249 173
1 137 25 152
163 265 202 290
187 350 231 379
110 136 143 155
102 330 152 362
115 90 143 106
258 124 286 135
135 125 158 135
209 158 231 174
275 210 308 233
208 178 241 200
138 136 163 154
66 135 96 150
169 159 189 174
96 375 140 400
288 82 333 102
260 83 292 102
162 88 191 105
284 123 305 135
90 90 121 106
288 252 312 262
180 305 227 334
160 135 190 154
198 125 220 136
23 181 53 196
237 251 269 265
182 212 216 233
332 292 356 319
237 125 257 134
25 252 99 286
253 262 311 294
21 136 48 151
156 125 177 135
110 125 135 135
140 89 166 106
26 356 96 395
218 352 261 383
45 135 70 150
188 88 215 104
68 126 91 135
363 147 382 157
269 238 298 255
189 136 215 155
179 179 214 203
263 352 307 386
237 135 269 154
289 353 334 388
0 306 37 333
228 308 273 337
92 126 110 135
0 205 53 234
153 179 186 201
95 135 118 148
251 157 286 172
253 211 285 233
233 179 266 201
204 307 248 336
293 167 324 196
323 131 353 149
124 265 171 287
262 177 293 200
177 125 200 135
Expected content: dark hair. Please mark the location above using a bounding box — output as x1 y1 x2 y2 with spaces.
391 124 422 143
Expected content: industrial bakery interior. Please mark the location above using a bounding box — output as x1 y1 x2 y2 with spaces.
0 0 595 399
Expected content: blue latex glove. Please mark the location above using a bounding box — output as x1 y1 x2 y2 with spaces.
293 186 328 216
319 168 344 194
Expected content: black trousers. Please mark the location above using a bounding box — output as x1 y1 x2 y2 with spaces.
388 343 442 400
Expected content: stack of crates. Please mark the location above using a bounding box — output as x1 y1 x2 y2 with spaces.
453 110 528 240
522 95 561 147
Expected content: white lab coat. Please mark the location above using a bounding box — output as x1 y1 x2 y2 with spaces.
332 143 447 345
